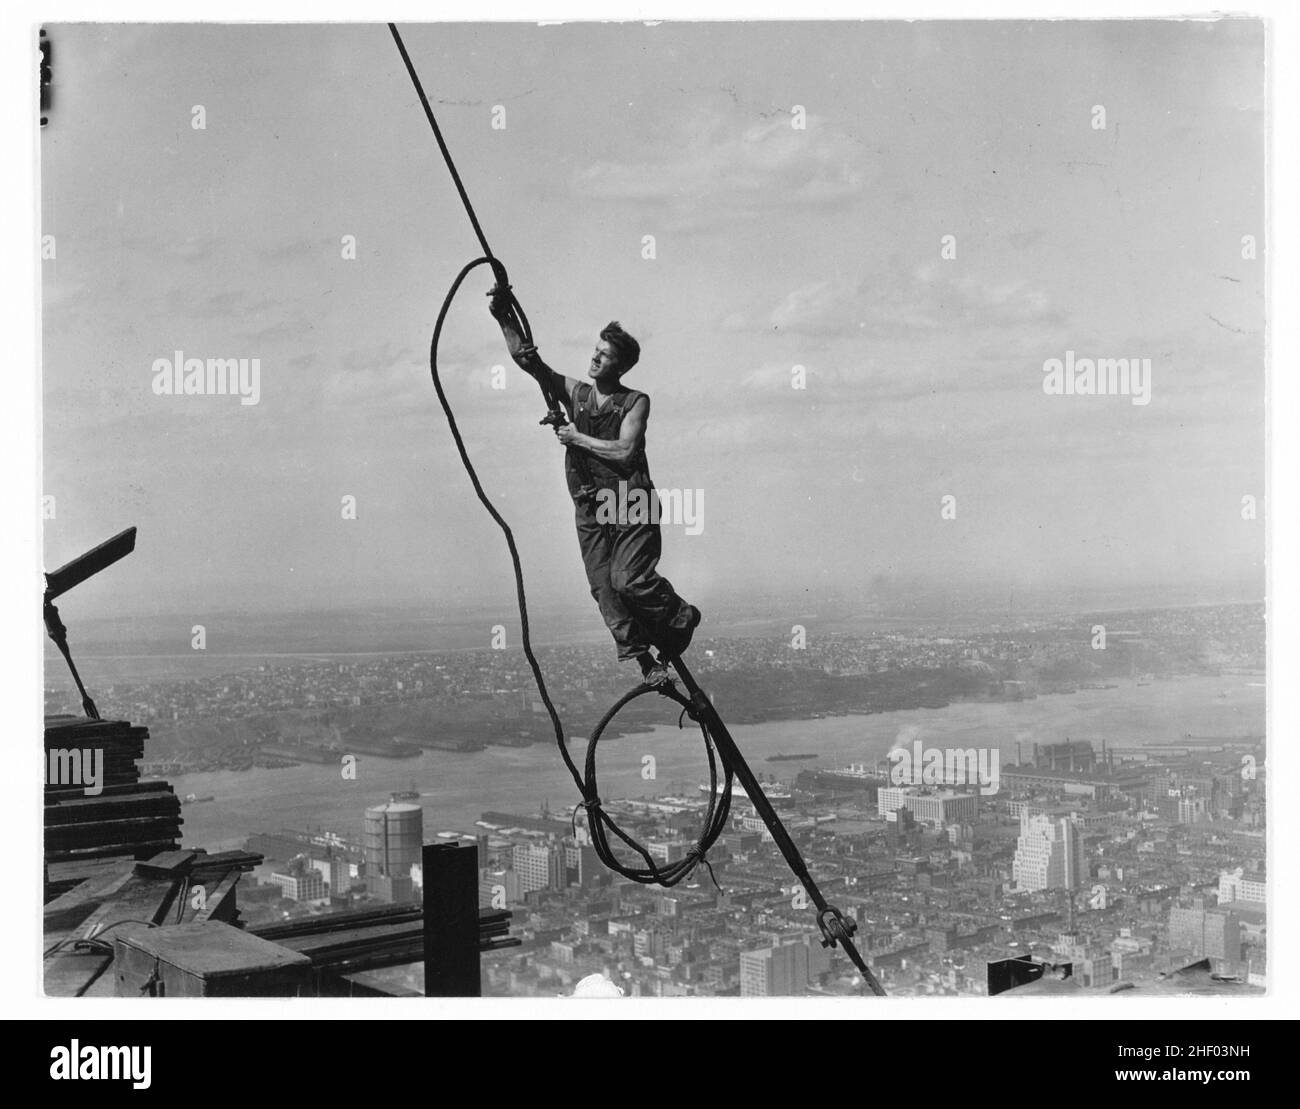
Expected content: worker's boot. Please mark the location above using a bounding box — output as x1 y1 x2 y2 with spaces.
658 604 701 659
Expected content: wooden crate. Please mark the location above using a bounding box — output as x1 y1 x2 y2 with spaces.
112 922 312 997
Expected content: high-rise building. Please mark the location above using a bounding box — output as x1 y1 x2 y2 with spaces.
740 939 811 997
328 853 353 894
878 786 979 827
1218 868 1266 905
512 842 549 894
266 855 327 903
886 807 916 847
565 840 602 888
367 873 416 904
877 786 907 817
1168 901 1241 972
512 841 566 894
1012 811 1087 892
634 928 667 961
1111 932 1155 979
479 868 521 908
648 840 687 865
1053 932 1114 988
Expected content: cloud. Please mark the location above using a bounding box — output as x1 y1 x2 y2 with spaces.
257 238 326 263
1006 229 1046 250
196 291 247 316
169 238 216 263
571 109 874 221
763 262 1066 339
340 341 413 373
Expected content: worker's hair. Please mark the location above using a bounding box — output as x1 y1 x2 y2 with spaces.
600 321 641 372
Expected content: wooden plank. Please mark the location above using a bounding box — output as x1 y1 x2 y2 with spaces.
189 849 263 873
44 871 178 998
44 794 180 823
46 838 182 864
43 735 146 749
43 862 136 933
45 827 183 855
43 949 114 998
44 781 175 802
190 870 241 924
134 850 197 878
47 854 138 887
44 716 145 737
46 814 182 840
68 876 184 965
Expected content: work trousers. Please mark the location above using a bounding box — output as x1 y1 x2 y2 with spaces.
573 496 693 660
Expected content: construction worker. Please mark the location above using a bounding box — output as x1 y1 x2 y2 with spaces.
489 287 700 685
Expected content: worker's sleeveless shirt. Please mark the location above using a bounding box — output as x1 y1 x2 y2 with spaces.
565 381 653 504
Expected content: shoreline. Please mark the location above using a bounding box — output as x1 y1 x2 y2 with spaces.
164 674 1265 853
141 669 1264 776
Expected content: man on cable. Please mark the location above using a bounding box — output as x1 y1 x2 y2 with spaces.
490 287 700 687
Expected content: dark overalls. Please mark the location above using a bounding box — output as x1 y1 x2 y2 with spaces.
565 381 694 661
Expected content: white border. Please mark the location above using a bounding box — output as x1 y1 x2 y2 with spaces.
3 1 1294 1024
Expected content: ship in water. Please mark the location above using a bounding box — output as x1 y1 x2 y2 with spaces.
765 752 818 763
814 763 890 781
699 779 793 802
421 736 487 752
794 763 889 798
181 793 215 805
343 734 423 758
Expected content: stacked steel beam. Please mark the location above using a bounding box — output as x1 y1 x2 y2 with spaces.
249 903 518 978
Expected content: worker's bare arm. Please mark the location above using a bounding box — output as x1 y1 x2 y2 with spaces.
555 395 648 464
489 291 572 400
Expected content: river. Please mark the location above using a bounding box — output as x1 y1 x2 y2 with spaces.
168 674 1264 851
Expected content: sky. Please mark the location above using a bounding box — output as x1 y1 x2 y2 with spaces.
40 20 1266 627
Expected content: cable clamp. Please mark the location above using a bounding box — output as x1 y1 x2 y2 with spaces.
570 795 603 836
684 846 724 893
817 905 857 950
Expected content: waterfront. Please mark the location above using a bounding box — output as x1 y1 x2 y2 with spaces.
169 674 1264 852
